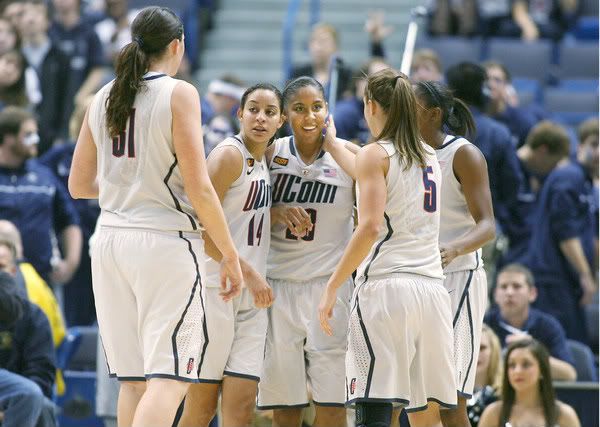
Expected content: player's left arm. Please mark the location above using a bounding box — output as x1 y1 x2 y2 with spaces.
319 144 388 335
69 107 99 199
440 144 495 268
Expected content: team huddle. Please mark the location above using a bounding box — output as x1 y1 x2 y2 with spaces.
68 6 497 427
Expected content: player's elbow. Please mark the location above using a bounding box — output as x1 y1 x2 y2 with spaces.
68 175 95 199
361 220 382 242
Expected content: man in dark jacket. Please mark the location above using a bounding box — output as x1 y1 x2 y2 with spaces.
0 259 56 427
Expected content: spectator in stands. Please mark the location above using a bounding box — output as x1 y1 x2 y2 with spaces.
0 223 66 347
19 0 70 154
0 269 57 427
335 57 390 146
409 48 443 83
0 233 66 397
40 97 101 326
468 324 502 427
201 74 245 155
0 106 82 285
502 121 570 266
94 0 139 65
485 263 577 381
289 23 353 100
508 0 579 41
0 50 29 109
477 0 514 37
426 0 477 36
0 17 18 56
49 0 105 128
523 118 598 343
0 1 24 29
479 339 580 427
446 62 524 238
483 60 546 148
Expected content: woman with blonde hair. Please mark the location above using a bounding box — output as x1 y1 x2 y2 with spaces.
468 324 503 426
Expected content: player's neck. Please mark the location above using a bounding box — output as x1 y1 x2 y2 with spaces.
241 133 267 161
295 137 321 165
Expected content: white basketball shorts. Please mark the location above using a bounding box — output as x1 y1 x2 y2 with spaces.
197 287 268 382
257 277 352 409
346 273 457 412
92 227 206 382
444 268 488 398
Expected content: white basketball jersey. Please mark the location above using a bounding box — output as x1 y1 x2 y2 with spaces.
88 73 200 232
267 136 354 280
356 141 444 282
204 136 271 287
436 135 483 273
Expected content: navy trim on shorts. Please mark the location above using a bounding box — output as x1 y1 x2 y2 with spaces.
109 374 146 382
197 378 223 384
171 232 209 378
99 334 112 375
143 73 167 81
457 390 473 399
452 270 473 327
404 398 458 413
223 370 260 382
461 293 475 393
145 373 200 383
346 397 410 406
356 302 376 397
256 403 310 410
313 400 346 407
436 136 461 150
163 159 198 230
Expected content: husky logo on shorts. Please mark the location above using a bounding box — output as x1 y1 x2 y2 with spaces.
350 378 356 395
187 358 195 374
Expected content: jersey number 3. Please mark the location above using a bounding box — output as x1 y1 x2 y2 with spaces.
422 166 437 213
112 109 136 158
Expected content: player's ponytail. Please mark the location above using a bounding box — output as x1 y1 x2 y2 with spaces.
414 81 476 138
105 6 183 137
365 68 426 170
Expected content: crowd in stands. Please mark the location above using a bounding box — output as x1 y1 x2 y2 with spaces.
0 0 596 426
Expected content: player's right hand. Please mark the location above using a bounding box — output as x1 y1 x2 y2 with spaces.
219 254 243 302
318 286 337 336
244 265 274 308
272 206 313 238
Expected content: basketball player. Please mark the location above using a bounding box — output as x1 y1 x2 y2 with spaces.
257 76 356 427
68 7 242 427
318 69 457 427
179 83 284 427
410 81 495 427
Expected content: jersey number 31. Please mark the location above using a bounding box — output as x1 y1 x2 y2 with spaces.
112 109 136 158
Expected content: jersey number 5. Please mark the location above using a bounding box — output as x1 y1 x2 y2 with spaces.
422 166 437 213
112 109 136 158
